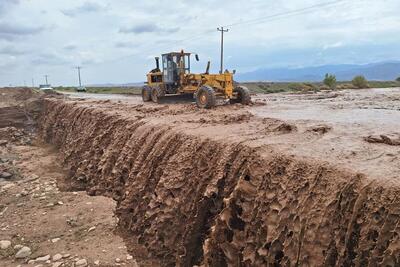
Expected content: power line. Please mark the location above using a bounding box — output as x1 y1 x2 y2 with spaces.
148 0 349 52
223 0 348 28
145 0 348 56
97 0 351 66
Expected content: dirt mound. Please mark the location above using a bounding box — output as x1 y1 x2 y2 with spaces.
0 127 32 145
0 87 45 108
307 124 332 134
186 112 253 125
0 87 37 101
0 87 62 130
364 134 400 146
38 99 400 266
261 118 297 134
0 106 30 128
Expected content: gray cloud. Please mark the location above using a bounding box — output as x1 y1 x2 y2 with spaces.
0 0 19 15
31 53 70 66
119 23 180 34
0 45 26 55
1 0 400 86
0 61 18 75
81 58 97 65
64 44 77 51
62 2 107 17
115 41 133 48
0 23 44 40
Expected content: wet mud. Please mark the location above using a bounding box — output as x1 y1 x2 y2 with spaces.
38 99 400 266
365 134 400 146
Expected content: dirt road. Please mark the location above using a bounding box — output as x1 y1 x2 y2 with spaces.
1 87 400 266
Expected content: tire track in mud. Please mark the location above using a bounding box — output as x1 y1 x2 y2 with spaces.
39 100 400 267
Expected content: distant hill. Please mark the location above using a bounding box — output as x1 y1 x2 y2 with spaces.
236 62 400 82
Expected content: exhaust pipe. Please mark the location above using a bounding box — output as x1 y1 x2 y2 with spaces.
205 61 210 74
155 57 160 70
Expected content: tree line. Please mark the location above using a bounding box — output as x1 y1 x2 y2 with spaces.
323 74 400 90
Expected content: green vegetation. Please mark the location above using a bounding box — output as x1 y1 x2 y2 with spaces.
367 81 399 88
288 82 319 92
351 75 369 89
242 83 289 94
243 82 322 94
396 77 400 82
323 73 337 89
243 80 399 94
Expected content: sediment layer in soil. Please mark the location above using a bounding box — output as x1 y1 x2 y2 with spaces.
39 99 400 267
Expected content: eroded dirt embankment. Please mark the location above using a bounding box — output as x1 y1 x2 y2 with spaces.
38 99 400 267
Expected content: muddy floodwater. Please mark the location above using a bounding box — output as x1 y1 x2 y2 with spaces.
65 87 400 129
253 88 400 130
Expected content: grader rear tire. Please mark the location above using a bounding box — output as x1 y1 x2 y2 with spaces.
151 86 164 103
196 85 216 109
233 86 251 105
142 86 152 102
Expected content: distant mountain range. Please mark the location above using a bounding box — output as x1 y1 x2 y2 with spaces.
85 62 400 86
236 62 400 82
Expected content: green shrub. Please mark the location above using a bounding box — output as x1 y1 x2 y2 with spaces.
302 83 318 92
263 88 287 94
288 83 301 90
319 85 330 90
323 73 337 89
396 77 400 82
336 83 353 90
288 82 318 92
352 75 368 89
258 84 270 90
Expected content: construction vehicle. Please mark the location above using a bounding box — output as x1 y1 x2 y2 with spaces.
142 50 251 108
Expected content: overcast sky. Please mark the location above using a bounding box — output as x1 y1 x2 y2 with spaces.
0 0 399 86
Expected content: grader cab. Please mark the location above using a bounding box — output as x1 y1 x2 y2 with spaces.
142 50 251 108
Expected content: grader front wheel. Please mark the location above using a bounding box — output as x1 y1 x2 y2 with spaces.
142 86 152 102
196 86 216 109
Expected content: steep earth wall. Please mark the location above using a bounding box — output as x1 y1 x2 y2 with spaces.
38 99 400 267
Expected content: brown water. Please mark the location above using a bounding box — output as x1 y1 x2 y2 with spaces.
252 88 400 131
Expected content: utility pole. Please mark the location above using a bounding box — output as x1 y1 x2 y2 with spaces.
75 66 82 87
32 78 35 87
23 80 26 87
44 75 49 85
217 26 229 74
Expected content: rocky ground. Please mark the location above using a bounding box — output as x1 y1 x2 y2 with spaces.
0 89 141 267
0 131 141 267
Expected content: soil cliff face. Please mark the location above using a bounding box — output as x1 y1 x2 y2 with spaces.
38 99 400 267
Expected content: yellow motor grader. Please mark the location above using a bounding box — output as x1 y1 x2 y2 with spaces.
142 50 251 108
